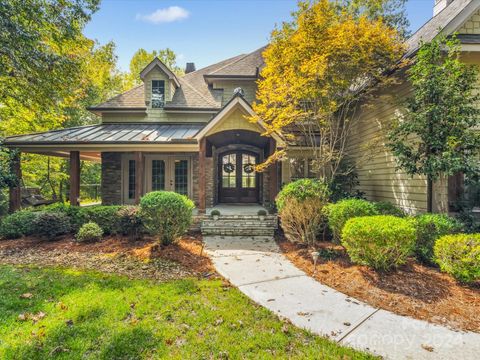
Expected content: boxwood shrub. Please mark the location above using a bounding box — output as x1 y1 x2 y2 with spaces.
275 179 330 244
413 214 463 265
0 210 39 239
373 201 406 217
76 222 103 243
434 234 480 283
117 206 143 240
140 191 194 245
342 215 416 271
33 212 71 240
325 199 378 242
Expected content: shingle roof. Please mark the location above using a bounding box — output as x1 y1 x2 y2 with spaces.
405 0 480 57
91 49 266 111
205 46 266 78
93 85 145 109
5 123 204 144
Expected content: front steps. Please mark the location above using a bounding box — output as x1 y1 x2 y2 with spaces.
201 215 278 237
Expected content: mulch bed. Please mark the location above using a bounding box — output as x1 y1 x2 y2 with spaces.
277 236 480 333
0 234 217 282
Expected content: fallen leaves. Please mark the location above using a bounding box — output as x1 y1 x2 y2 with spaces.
18 311 46 323
19 293 33 299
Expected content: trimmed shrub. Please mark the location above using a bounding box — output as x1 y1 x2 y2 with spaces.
210 209 221 217
413 214 463 265
76 222 103 243
0 210 39 239
374 201 406 217
140 191 194 245
342 215 416 271
117 206 143 240
326 199 378 242
276 179 330 244
80 206 122 235
33 212 71 240
276 178 330 211
434 234 480 283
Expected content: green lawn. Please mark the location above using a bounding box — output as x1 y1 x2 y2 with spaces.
0 265 373 359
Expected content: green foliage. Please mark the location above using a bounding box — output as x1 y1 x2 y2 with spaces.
388 35 480 211
276 178 330 211
128 48 184 85
33 212 71 240
210 209 221 217
342 215 416 271
0 210 38 239
0 265 373 359
413 214 463 265
325 199 378 242
434 233 480 283
117 206 143 240
327 158 365 202
76 222 103 243
140 191 194 245
374 201 406 217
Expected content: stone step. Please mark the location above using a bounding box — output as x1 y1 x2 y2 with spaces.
200 214 278 237
201 227 275 237
202 220 278 228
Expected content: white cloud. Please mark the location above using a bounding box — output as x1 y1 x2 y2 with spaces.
136 6 189 24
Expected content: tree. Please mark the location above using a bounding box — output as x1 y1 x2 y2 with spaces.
388 36 480 212
253 0 405 184
0 0 127 201
0 0 100 112
128 48 184 85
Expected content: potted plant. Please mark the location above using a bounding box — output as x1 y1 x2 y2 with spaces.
257 209 267 221
211 209 221 221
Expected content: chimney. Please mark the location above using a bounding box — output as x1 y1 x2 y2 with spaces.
434 0 454 16
185 62 196 74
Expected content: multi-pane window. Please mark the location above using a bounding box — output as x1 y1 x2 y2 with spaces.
174 160 189 195
151 80 165 108
222 153 236 188
242 154 256 188
151 160 165 191
128 160 136 199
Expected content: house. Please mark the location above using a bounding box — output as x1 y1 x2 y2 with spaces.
5 0 480 215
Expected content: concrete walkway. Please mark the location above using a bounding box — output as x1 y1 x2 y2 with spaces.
204 236 480 360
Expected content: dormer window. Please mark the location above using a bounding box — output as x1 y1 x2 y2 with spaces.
151 80 165 108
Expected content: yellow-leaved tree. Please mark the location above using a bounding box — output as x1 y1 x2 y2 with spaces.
253 0 406 183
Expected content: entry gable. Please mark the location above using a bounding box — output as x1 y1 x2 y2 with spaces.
194 94 284 145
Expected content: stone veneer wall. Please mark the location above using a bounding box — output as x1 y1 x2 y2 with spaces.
101 152 122 205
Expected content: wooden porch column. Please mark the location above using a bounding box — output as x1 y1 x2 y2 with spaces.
69 151 80 206
268 138 278 203
198 138 207 214
134 151 144 205
9 151 22 213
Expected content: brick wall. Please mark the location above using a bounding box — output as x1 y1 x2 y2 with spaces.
101 152 122 205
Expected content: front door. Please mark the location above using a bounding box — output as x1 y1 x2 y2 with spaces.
219 151 259 203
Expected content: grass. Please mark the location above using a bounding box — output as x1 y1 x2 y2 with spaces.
0 264 374 359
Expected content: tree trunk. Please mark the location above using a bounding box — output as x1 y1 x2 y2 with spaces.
427 176 433 213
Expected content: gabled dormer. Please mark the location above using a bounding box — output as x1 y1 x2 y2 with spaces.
140 57 180 112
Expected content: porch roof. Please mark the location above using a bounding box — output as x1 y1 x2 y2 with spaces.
5 123 204 146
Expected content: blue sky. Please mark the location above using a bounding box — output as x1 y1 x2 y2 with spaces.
84 0 436 72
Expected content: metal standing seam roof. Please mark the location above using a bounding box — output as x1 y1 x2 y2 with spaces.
4 123 205 145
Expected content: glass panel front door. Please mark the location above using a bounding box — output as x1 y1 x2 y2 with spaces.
151 159 165 191
219 151 258 203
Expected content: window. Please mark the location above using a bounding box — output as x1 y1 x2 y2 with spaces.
128 160 136 199
151 80 165 108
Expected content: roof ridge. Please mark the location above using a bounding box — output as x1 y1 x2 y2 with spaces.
181 53 246 78
208 53 251 76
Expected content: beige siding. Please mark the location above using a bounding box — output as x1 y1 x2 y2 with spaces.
208 107 262 135
212 80 257 105
458 9 480 34
347 78 433 214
